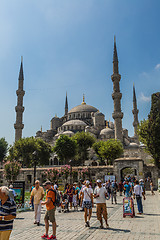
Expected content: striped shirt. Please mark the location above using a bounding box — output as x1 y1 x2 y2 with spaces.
0 197 16 231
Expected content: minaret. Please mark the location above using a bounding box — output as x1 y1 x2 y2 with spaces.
111 36 123 142
65 92 68 115
14 57 25 142
132 84 139 142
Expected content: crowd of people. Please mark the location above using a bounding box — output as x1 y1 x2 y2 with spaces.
0 175 156 240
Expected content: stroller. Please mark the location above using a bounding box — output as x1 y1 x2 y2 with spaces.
61 193 69 213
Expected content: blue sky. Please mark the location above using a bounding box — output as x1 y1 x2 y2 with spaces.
0 0 160 145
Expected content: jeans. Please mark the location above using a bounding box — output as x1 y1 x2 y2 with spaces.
136 196 143 213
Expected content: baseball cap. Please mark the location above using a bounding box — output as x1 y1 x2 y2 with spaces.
96 179 102 183
43 180 52 186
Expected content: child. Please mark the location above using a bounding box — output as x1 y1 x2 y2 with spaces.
72 189 78 211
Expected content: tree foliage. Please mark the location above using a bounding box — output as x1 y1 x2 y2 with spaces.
72 132 96 165
4 160 21 184
137 93 160 168
53 135 77 165
8 137 52 167
93 139 123 165
0 137 8 162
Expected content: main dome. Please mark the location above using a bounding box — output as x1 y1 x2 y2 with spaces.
69 104 98 114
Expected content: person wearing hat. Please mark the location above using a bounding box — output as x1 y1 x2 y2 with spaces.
30 180 44 226
94 179 109 229
8 185 16 200
81 180 93 227
41 181 57 240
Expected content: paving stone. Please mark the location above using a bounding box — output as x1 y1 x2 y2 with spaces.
10 191 160 240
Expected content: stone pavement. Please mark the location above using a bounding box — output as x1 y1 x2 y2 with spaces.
10 191 160 240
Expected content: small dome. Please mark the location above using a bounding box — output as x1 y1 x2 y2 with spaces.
128 143 139 148
62 120 87 127
100 128 114 135
68 104 98 114
62 131 74 136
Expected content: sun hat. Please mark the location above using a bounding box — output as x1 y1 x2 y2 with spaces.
86 180 90 185
96 179 102 183
43 180 52 186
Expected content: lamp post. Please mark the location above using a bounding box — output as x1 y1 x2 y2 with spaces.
69 160 73 184
32 151 37 184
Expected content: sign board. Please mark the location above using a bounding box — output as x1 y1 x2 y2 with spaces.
123 197 135 218
13 181 25 204
158 178 160 192
104 175 115 183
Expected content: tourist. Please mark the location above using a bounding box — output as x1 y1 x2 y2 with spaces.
118 180 123 196
8 185 16 200
30 184 35 210
150 181 155 195
133 180 145 214
0 186 16 240
65 184 73 209
105 179 111 199
41 181 57 240
30 180 45 226
111 180 118 204
54 181 58 191
124 180 131 197
94 179 109 229
81 180 93 227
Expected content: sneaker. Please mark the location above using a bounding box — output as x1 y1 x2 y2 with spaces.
37 222 40 226
34 221 37 224
47 235 56 240
41 234 49 239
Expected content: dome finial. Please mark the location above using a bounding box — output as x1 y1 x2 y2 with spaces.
82 94 86 105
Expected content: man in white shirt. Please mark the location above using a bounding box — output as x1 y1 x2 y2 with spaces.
30 180 45 226
94 179 109 229
81 180 93 227
133 180 145 214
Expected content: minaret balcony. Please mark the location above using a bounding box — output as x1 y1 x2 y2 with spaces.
112 112 123 119
15 106 25 112
14 123 24 129
112 92 122 100
111 73 121 82
16 90 25 96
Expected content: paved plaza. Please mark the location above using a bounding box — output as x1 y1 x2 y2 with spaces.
10 191 160 240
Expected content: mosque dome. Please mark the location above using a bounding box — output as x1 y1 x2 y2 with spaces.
128 143 139 148
62 131 74 136
62 120 87 127
100 128 114 135
69 104 98 114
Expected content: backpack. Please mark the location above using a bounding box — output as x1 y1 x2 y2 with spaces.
47 189 61 207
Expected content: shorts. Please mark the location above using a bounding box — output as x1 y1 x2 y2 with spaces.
44 208 56 223
83 201 92 209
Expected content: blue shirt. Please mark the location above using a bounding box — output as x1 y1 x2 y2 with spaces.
0 197 16 231
124 184 131 196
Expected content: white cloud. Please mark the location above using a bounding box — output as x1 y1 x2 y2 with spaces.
139 93 150 102
155 63 160 70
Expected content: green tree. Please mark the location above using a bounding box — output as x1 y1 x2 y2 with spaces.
4 160 21 184
8 137 52 182
72 132 96 165
92 141 105 162
137 93 160 168
0 137 8 162
53 135 77 165
97 139 123 165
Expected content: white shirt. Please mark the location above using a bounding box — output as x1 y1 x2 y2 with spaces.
94 186 107 204
82 187 93 201
54 184 58 190
133 185 143 197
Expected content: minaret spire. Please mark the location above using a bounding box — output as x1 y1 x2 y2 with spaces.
111 37 123 143
113 35 119 74
65 92 68 115
132 84 139 142
14 57 25 142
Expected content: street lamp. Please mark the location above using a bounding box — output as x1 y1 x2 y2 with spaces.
69 160 73 184
32 151 37 184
